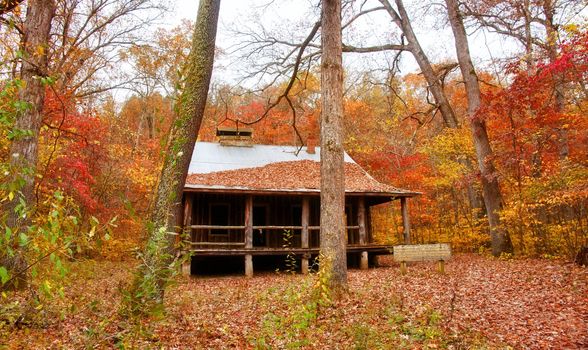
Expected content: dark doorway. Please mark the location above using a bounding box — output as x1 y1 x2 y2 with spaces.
253 205 267 247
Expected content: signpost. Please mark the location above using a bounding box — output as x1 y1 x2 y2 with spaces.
393 243 451 274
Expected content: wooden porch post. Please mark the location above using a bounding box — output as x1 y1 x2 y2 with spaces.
301 196 310 274
182 194 193 276
358 197 368 270
401 197 411 244
244 195 253 277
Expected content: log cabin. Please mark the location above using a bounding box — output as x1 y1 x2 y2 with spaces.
181 128 419 276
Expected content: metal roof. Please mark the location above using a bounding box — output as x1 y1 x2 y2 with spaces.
188 141 355 174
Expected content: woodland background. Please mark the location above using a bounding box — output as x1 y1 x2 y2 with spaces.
2 0 585 258
0 0 587 347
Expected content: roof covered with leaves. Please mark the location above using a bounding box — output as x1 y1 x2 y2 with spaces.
185 142 417 196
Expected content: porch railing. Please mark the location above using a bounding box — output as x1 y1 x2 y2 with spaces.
186 225 362 248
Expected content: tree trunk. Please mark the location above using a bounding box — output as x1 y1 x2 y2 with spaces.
445 0 513 256
542 0 568 159
380 0 460 129
130 0 220 309
522 0 534 70
2 0 56 290
320 0 347 293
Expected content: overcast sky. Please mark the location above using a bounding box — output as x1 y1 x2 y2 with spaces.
127 0 578 95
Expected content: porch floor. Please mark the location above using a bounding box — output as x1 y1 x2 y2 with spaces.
187 244 393 256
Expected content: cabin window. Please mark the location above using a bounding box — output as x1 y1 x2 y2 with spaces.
209 203 230 235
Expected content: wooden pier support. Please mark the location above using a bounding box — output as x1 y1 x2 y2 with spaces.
438 260 445 274
360 251 368 270
301 254 309 274
245 254 253 277
181 255 191 276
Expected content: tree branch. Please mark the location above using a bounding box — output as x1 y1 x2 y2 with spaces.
343 43 407 53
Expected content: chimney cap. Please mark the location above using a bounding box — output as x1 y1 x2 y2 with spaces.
216 126 253 137
217 126 253 147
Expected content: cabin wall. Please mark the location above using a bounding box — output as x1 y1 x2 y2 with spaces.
186 192 371 249
190 193 245 246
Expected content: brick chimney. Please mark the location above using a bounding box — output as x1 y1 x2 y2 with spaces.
306 137 316 154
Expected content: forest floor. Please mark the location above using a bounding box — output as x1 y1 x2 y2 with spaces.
3 254 587 349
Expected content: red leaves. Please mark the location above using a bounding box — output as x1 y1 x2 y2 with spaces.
40 89 108 214
475 30 588 208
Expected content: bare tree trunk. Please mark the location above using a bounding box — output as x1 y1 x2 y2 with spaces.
522 0 535 70
520 0 545 178
380 0 460 129
7 0 55 222
542 0 568 159
320 0 347 293
2 0 56 290
445 0 513 256
146 109 155 139
525 0 544 178
129 0 220 309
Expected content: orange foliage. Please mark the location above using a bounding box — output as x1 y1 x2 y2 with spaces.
32 30 586 258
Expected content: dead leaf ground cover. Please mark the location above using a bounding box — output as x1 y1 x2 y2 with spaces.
3 254 587 349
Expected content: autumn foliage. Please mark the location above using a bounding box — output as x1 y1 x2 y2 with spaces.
4 27 580 263
1 0 587 347
199 30 588 259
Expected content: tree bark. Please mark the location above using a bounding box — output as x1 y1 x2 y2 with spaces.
445 0 513 256
131 0 220 306
522 0 535 70
2 0 56 290
155 0 219 253
320 0 347 293
6 0 55 222
380 0 460 129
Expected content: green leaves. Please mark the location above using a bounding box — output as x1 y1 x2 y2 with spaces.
4 226 12 242
39 75 56 86
18 232 28 247
0 266 9 285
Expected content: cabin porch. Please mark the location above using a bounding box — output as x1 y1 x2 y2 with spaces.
181 191 412 276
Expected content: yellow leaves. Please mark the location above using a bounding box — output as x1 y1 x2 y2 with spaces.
420 127 475 188
35 44 45 57
422 127 475 160
562 23 580 35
